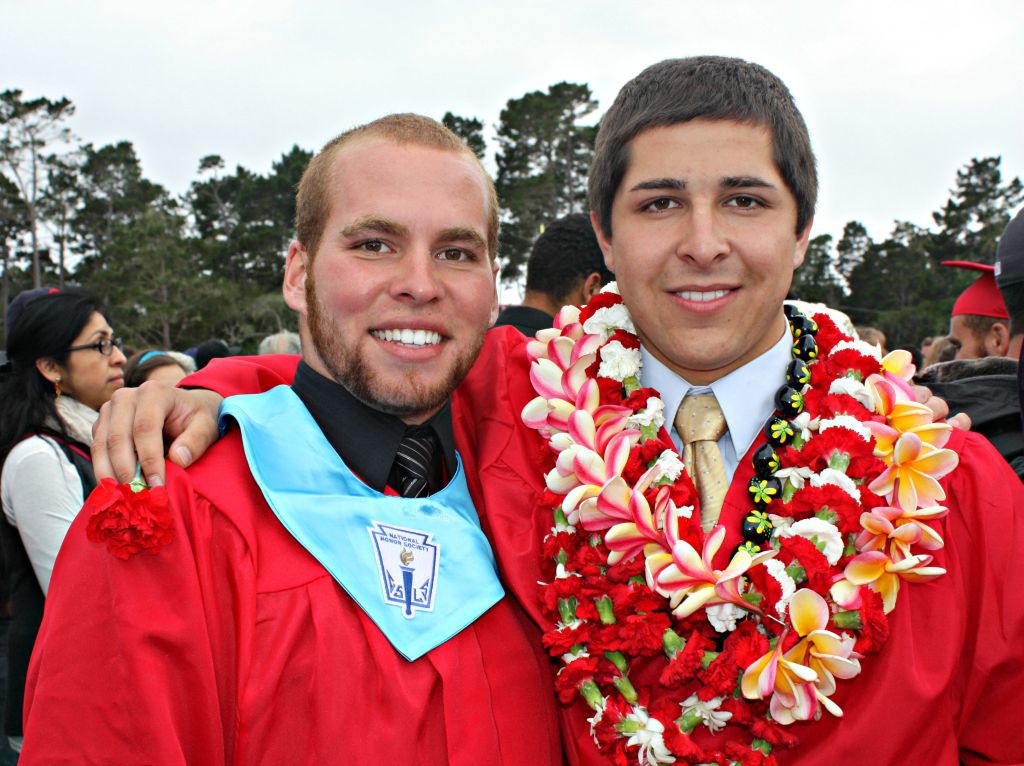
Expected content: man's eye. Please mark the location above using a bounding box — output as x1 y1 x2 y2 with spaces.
642 198 679 212
437 248 472 262
357 240 392 253
727 195 762 210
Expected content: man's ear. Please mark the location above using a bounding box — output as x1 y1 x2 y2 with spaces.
581 272 603 301
793 217 814 269
990 321 1011 357
591 211 615 273
283 240 311 316
489 260 500 326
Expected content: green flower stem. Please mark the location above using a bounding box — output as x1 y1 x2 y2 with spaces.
701 650 719 669
595 595 616 625
623 375 641 396
828 452 851 472
844 534 858 558
557 597 578 624
604 650 628 673
781 481 798 504
677 708 703 733
785 562 807 583
613 674 639 704
578 679 604 709
129 464 149 493
662 628 686 658
616 718 641 734
553 506 569 527
751 739 772 755
833 609 863 630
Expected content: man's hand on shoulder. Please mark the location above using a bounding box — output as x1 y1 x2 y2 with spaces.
912 383 971 431
92 382 225 486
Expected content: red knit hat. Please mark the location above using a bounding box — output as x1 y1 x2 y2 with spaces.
942 261 1009 319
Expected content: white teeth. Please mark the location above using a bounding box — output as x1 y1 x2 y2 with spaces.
372 329 442 347
676 289 730 302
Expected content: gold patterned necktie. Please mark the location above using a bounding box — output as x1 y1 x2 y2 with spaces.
674 393 729 532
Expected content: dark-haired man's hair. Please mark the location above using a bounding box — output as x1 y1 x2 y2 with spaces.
588 56 817 239
525 213 614 304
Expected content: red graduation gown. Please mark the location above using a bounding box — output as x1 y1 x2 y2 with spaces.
36 328 1024 765
22 407 562 764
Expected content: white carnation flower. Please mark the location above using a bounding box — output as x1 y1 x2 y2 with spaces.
583 303 636 337
828 376 876 410
651 449 684 483
628 396 666 431
809 467 861 502
706 602 747 633
782 517 845 565
830 338 883 362
597 340 641 381
765 558 797 615
600 281 620 296
819 414 872 442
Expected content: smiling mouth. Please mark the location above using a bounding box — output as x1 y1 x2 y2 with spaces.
371 328 444 348
674 289 733 302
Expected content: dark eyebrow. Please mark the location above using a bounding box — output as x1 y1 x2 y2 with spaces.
722 176 776 190
437 226 487 252
629 178 685 192
341 216 408 238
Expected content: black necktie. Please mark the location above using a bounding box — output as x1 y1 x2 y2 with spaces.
392 426 440 498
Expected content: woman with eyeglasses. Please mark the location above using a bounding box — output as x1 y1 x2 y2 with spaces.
0 287 125 757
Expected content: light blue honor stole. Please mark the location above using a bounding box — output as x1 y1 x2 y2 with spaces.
220 386 504 661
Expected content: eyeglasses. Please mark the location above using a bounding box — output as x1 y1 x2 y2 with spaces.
67 337 124 356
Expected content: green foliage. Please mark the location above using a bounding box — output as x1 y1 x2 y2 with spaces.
840 158 1023 348
1 83 1021 360
495 82 598 278
441 112 486 160
790 234 837 305
0 89 75 287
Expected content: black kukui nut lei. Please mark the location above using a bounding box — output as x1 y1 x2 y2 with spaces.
737 308 818 551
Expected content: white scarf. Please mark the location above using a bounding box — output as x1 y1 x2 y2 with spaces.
54 396 99 446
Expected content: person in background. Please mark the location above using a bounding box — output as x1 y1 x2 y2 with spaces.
942 260 1011 359
923 335 962 367
493 212 614 336
194 338 232 370
993 208 1024 415
918 212 1024 478
854 325 886 354
257 331 301 355
0 288 125 757
123 349 192 388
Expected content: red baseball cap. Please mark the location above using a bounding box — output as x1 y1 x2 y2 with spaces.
942 261 1009 319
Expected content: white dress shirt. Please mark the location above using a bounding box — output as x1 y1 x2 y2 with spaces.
640 327 794 482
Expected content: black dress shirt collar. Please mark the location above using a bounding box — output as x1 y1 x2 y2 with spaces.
291 361 456 493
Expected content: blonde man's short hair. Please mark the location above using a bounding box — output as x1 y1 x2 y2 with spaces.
295 113 499 261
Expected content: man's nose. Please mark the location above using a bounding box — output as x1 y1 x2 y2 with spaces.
675 206 729 266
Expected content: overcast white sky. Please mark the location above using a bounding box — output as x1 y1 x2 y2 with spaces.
3 0 1022 251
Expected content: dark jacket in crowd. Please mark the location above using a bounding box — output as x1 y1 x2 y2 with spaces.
917 356 1024 480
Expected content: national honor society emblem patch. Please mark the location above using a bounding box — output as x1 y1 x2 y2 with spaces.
369 522 440 618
